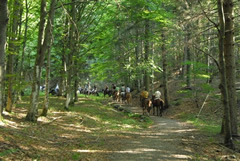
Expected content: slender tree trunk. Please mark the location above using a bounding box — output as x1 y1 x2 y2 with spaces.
41 0 56 116
0 0 8 117
144 19 150 91
218 0 233 148
19 0 29 101
162 33 169 108
223 0 237 136
186 27 191 87
135 26 140 92
6 0 20 112
65 0 76 110
74 78 78 102
26 0 47 121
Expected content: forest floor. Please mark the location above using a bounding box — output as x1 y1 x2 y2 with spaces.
106 100 240 161
1 79 240 160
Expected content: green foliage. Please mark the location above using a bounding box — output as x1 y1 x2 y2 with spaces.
0 148 19 157
71 153 81 161
177 113 221 135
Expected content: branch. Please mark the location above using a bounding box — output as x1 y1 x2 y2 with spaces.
197 0 219 32
55 0 95 10
196 91 211 118
193 45 220 72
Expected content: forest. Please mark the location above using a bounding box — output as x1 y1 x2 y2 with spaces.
1 0 240 160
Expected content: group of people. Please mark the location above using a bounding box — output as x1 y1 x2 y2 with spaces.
78 83 99 96
104 84 132 104
140 90 164 116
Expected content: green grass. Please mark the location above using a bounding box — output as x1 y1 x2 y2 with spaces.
16 94 152 133
69 96 151 130
25 94 152 131
177 112 221 135
0 148 19 157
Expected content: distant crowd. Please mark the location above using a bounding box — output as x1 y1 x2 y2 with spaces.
40 82 166 116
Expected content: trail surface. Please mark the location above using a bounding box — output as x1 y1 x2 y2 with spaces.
107 103 196 161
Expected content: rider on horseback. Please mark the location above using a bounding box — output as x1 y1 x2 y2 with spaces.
120 84 126 102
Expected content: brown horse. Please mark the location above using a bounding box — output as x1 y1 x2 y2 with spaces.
142 98 152 116
140 94 152 116
126 92 132 104
113 90 120 102
152 96 164 116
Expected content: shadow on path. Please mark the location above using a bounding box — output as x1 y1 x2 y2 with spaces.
105 102 196 161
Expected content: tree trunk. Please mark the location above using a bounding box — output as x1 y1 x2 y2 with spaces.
6 0 20 113
65 0 76 110
223 0 237 136
144 19 150 91
26 0 47 121
19 0 29 101
41 0 56 116
0 0 8 117
162 33 169 108
218 0 233 148
135 26 140 92
185 27 191 87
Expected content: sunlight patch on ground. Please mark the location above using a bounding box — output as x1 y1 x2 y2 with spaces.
73 149 192 160
34 145 58 152
174 129 196 133
74 149 161 154
171 154 191 159
73 148 191 159
0 119 20 129
0 121 5 126
82 114 101 122
59 124 94 133
51 111 67 115
118 124 134 129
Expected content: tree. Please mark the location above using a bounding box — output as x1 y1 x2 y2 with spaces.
223 0 237 136
6 0 21 113
0 0 8 118
41 0 57 116
65 0 77 110
217 0 233 148
161 32 169 108
26 0 47 121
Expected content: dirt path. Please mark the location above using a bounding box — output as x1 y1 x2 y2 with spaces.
106 103 196 161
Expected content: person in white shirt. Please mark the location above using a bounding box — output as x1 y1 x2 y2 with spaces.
154 91 161 100
126 86 130 93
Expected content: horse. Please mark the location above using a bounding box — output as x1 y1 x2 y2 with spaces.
152 95 164 116
140 93 152 116
103 88 112 97
112 90 120 102
120 91 126 103
126 92 132 104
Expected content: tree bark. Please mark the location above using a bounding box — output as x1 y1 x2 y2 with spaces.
185 26 191 87
65 0 76 110
218 0 233 148
41 0 57 116
223 0 237 136
6 0 20 113
0 0 8 117
26 0 47 121
144 19 150 91
19 0 29 101
161 32 169 108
